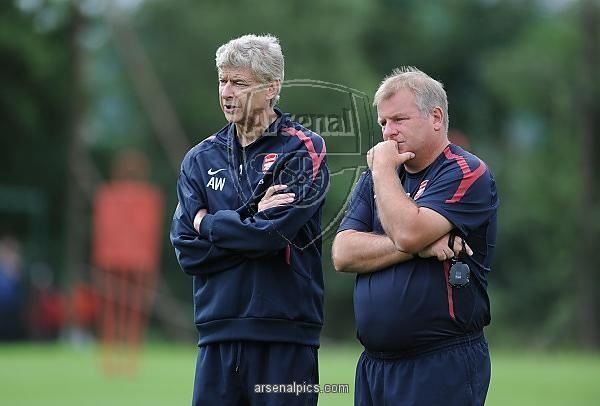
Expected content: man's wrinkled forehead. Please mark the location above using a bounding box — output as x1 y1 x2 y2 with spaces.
218 67 258 82
377 88 418 114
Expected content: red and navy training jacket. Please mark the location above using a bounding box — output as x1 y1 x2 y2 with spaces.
170 108 329 346
338 143 498 353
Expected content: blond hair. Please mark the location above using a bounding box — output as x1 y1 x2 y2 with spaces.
373 66 448 134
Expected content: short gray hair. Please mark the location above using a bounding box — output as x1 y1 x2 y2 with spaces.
373 66 449 134
215 34 284 106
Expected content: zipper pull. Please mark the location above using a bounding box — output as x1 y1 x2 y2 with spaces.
239 164 243 175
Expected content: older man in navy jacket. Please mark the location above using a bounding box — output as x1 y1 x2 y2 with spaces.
171 34 328 406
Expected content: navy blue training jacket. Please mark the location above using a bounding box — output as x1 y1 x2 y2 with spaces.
339 144 498 353
170 108 329 347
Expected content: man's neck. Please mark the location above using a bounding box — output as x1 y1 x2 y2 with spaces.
404 138 449 174
235 109 278 147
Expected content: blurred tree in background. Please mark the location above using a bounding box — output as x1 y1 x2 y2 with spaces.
0 1 73 266
1 0 598 348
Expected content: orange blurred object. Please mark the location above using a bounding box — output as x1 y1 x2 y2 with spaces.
93 181 164 272
92 179 164 375
71 282 98 329
27 288 65 340
448 129 471 150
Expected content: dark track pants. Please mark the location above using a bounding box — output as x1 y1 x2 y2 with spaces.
355 335 491 406
192 341 319 406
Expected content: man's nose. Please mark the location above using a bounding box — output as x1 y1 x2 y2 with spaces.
382 123 397 141
221 81 235 98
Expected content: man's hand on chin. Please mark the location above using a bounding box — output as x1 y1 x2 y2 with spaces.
367 140 414 172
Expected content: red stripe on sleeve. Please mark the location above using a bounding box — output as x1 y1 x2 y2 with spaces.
283 127 326 180
443 146 487 204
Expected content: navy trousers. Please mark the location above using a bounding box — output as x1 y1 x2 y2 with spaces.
355 334 491 406
192 341 319 406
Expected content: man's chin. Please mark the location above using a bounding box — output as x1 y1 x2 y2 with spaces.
396 143 409 153
222 111 244 123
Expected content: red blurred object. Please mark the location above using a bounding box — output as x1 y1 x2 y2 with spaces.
28 288 65 340
92 181 164 272
448 129 471 150
71 282 98 329
91 179 164 375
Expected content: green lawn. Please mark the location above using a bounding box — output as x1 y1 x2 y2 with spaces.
0 343 599 405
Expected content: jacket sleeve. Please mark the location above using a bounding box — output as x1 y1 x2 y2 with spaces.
170 163 246 276
199 142 329 253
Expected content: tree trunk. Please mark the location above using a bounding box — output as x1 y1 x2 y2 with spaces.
578 0 600 348
64 1 86 288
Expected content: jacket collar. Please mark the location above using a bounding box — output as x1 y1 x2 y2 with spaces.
226 106 287 150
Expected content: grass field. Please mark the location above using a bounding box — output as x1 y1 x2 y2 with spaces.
1 342 599 405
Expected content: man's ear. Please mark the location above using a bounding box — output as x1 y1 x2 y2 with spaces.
266 80 280 102
432 106 444 131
